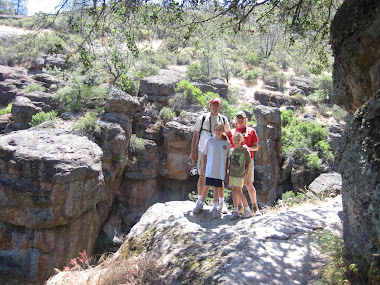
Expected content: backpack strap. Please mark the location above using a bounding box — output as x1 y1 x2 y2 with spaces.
198 113 226 140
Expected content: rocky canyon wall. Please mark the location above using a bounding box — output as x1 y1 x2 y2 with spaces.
331 0 380 264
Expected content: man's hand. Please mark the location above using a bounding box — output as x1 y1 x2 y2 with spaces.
188 152 196 163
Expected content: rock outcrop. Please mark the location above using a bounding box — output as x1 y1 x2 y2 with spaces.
0 65 32 105
47 196 343 285
253 105 281 205
254 90 306 108
0 125 106 284
331 0 380 264
139 68 184 106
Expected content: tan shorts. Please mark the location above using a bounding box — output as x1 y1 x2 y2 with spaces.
247 158 255 182
197 151 205 176
229 176 245 188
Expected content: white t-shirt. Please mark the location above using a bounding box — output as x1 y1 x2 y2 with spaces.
194 113 230 152
201 137 231 180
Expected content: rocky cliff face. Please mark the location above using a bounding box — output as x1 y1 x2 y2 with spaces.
331 0 380 264
0 125 106 283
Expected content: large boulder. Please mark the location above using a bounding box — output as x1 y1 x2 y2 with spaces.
331 0 380 264
10 96 41 129
139 69 184 106
0 125 107 283
289 76 316 96
47 197 343 285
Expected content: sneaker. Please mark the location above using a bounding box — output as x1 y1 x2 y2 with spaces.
211 208 221 219
241 208 253 218
252 204 262 216
220 203 229 214
193 202 203 214
238 204 244 215
231 210 239 220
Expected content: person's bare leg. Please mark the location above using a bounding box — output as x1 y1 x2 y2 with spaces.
201 184 211 202
246 182 258 206
236 188 249 207
232 187 238 208
198 175 206 196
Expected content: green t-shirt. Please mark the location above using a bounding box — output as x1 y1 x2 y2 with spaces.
229 147 251 178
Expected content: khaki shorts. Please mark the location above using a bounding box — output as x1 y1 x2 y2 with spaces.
229 176 245 188
247 158 255 182
197 151 205 176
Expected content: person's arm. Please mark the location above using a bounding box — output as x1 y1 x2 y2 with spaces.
202 154 207 174
247 141 258 152
223 116 232 137
244 152 250 185
188 130 200 162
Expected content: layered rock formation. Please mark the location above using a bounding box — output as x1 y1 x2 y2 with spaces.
253 105 281 205
331 0 380 264
0 126 106 283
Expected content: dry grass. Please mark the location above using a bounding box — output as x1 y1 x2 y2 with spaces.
47 251 165 285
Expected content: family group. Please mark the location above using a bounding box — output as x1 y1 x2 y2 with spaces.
188 97 262 220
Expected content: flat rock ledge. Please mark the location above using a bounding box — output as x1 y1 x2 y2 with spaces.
48 196 343 285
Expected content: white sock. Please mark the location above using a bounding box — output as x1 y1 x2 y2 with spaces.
245 206 250 211
219 197 224 205
198 195 202 200
213 202 218 210
196 199 203 205
234 207 239 212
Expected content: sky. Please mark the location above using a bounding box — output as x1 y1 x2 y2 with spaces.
27 0 62 16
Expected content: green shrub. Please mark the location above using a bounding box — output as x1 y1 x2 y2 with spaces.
0 103 12 115
244 69 259 80
281 109 331 167
263 71 287 91
243 52 259 65
128 134 145 154
265 61 278 72
332 105 349 121
30 110 59 127
55 77 107 112
313 74 334 102
159 107 175 123
22 83 45 93
305 152 322 170
175 80 205 106
116 74 140 96
186 62 207 82
73 112 100 134
281 191 307 206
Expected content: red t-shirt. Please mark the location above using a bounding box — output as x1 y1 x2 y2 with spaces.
229 127 259 158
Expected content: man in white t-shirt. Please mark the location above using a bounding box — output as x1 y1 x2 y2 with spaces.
189 97 231 211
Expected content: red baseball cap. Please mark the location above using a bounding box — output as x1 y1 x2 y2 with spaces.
210 97 221 105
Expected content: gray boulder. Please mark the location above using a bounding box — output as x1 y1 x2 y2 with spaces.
290 76 316 96
308 172 342 197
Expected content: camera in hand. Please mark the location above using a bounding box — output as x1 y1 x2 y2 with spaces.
190 167 198 176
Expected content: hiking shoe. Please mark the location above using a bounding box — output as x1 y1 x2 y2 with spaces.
220 203 229 214
241 208 253 218
193 202 203 214
238 204 244 215
231 210 240 220
211 208 221 219
252 204 262 216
